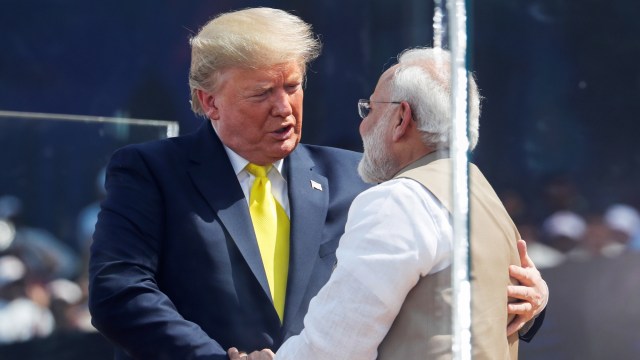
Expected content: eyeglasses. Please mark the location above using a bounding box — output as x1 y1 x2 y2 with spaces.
357 99 402 119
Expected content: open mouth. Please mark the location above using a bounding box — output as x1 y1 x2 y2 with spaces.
270 124 295 141
275 125 293 134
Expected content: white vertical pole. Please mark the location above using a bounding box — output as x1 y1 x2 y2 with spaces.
433 0 447 49
447 0 472 359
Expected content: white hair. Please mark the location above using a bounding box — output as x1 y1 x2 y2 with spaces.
390 47 481 150
188 7 322 116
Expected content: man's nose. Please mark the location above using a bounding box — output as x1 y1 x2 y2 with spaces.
271 89 293 117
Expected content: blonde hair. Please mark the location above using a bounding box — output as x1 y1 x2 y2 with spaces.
188 7 322 116
391 47 481 150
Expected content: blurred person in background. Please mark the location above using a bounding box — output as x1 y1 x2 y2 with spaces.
47 278 94 333
0 195 79 281
0 254 54 344
541 210 586 256
604 203 640 250
580 210 626 259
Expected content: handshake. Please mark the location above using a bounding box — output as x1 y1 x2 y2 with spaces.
228 347 275 360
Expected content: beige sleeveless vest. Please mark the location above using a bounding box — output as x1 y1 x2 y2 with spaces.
377 153 521 360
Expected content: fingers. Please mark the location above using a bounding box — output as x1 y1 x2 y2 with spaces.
509 266 548 313
228 347 247 360
507 283 531 300
506 315 526 336
517 239 534 268
229 347 276 360
509 265 534 285
508 283 543 306
261 349 276 359
507 301 534 314
247 350 275 360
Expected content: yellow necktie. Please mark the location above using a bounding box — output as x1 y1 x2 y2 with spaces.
246 163 290 323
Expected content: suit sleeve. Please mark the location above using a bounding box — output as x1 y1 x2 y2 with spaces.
88 147 227 359
518 308 546 342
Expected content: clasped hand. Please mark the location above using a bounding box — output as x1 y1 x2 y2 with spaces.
228 347 275 360
506 239 549 335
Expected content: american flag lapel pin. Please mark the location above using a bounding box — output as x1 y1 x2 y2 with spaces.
310 180 323 191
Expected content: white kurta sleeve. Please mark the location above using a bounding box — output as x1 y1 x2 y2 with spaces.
276 178 452 360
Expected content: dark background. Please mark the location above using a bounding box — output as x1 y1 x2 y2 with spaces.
2 0 639 222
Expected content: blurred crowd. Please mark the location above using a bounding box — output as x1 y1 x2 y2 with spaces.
507 198 640 271
0 189 100 347
500 179 640 359
0 161 113 360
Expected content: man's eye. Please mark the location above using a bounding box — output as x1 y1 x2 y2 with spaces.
285 84 301 93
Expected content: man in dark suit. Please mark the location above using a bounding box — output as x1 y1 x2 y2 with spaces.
89 8 369 359
89 8 546 360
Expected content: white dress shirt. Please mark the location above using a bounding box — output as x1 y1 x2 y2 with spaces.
276 178 453 360
221 145 290 217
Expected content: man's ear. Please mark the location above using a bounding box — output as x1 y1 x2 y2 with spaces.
392 101 414 142
196 89 219 119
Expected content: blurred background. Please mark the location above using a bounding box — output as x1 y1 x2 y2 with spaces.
1 0 639 358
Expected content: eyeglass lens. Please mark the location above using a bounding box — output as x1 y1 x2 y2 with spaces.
358 99 370 119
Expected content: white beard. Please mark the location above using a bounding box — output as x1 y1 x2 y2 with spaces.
357 119 398 184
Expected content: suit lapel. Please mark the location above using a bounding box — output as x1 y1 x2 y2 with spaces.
283 145 329 327
186 122 272 300
185 125 330 326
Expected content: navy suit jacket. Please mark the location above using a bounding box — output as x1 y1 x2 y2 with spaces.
89 121 370 359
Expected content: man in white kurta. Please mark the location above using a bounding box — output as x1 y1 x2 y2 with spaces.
228 47 548 360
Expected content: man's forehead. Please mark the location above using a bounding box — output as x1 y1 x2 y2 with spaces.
381 64 398 80
225 63 302 82
373 65 398 94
